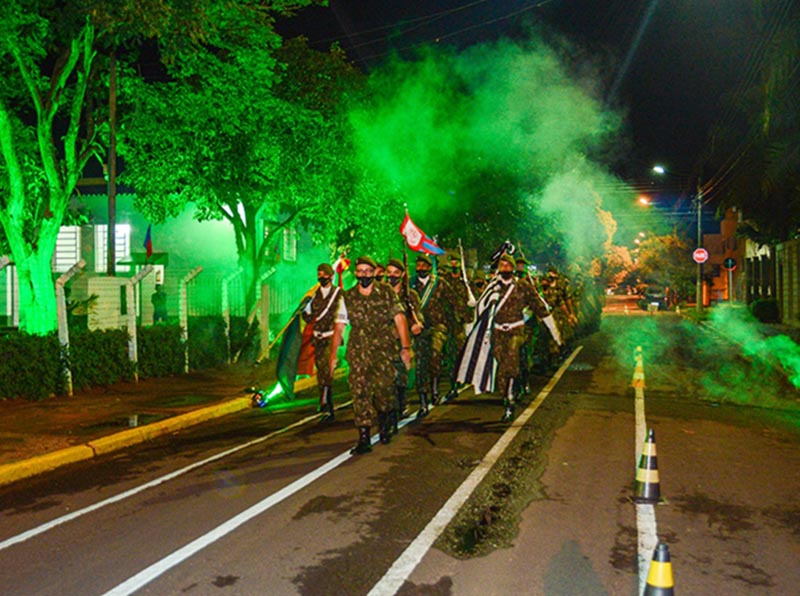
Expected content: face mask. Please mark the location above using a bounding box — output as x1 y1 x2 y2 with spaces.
318 277 331 286
387 276 401 286
474 282 485 290
416 270 430 280
375 275 384 282
499 271 514 280
515 270 526 278
357 276 374 288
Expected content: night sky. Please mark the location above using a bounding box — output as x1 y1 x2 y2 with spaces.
279 0 763 187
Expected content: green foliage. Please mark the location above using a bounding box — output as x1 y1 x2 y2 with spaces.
69 328 135 388
0 331 64 400
187 316 229 370
749 299 780 323
138 324 184 377
635 232 695 300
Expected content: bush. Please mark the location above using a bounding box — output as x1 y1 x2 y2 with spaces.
138 324 185 377
187 316 229 370
69 328 135 388
0 331 64 400
749 299 780 323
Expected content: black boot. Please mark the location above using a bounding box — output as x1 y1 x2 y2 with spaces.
350 426 372 455
431 378 440 406
319 386 335 422
416 393 429 419
391 409 399 435
378 411 392 444
445 381 460 402
397 386 408 419
501 379 515 422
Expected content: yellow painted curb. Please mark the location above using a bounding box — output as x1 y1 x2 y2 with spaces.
0 445 96 487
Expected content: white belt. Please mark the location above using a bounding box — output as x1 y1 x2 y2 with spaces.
494 320 525 331
313 329 334 339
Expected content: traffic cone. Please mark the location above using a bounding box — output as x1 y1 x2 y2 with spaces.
643 541 675 595
634 428 661 503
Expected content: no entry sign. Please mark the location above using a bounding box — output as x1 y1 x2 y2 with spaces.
693 248 709 264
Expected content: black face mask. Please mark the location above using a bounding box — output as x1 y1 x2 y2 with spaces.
318 277 331 286
416 270 430 280
387 276 401 286
474 281 485 289
375 275 384 282
357 276 374 288
515 270 526 278
499 271 514 281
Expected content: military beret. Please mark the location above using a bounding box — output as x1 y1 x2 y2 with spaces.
498 254 515 267
515 256 529 265
386 258 405 272
356 255 376 268
415 254 432 266
317 263 334 276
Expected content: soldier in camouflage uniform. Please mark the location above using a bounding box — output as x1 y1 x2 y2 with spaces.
302 263 342 422
443 255 470 400
493 254 550 421
541 267 577 365
412 254 452 417
514 256 538 395
330 256 412 454
386 258 424 429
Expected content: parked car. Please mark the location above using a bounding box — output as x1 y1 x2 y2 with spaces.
637 285 669 311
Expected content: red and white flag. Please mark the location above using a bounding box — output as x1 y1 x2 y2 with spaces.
399 213 444 255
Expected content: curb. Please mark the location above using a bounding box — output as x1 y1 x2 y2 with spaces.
0 372 340 488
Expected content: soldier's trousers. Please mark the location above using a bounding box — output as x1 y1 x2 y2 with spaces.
312 337 333 387
349 358 395 428
415 324 446 393
492 327 525 394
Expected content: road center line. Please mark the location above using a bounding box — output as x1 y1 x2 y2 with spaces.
368 346 583 596
0 402 351 552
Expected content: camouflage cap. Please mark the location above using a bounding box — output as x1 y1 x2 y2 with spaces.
498 254 516 267
317 263 334 276
386 258 405 272
356 255 377 268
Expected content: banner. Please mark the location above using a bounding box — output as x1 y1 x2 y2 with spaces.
399 213 444 255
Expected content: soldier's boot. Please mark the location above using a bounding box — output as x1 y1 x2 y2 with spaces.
350 426 372 455
391 408 399 435
501 379 516 423
319 386 335 422
431 378 440 406
397 386 408 419
445 380 460 402
378 411 392 445
416 393 429 419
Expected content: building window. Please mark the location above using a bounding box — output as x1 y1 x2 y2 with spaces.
54 226 81 272
282 227 297 262
95 224 131 273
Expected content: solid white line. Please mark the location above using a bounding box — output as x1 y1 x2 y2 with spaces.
102 449 354 596
0 401 352 552
368 346 584 596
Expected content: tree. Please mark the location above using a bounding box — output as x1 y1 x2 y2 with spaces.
0 0 318 335
635 233 694 300
120 34 374 310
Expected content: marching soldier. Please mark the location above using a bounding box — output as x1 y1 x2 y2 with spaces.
492 254 550 421
412 254 452 416
386 258 424 429
330 256 412 454
542 267 577 364
514 256 537 395
443 255 470 400
302 263 341 422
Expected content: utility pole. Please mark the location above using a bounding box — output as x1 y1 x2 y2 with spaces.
695 180 703 314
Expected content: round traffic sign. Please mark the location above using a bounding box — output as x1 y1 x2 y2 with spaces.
692 248 709 264
723 257 737 270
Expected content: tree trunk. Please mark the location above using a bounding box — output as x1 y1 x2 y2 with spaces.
14 241 58 335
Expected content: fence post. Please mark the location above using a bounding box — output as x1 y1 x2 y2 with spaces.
127 265 153 382
222 269 242 364
55 259 86 396
180 266 203 373
259 283 270 361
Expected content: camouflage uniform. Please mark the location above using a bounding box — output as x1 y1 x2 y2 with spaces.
338 281 404 428
413 270 452 409
543 272 572 358
302 284 342 388
443 268 470 394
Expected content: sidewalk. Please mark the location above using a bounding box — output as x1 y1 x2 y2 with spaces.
0 361 290 487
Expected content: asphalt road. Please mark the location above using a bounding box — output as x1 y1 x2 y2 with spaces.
1 313 798 595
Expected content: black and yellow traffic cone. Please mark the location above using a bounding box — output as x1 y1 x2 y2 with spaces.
634 428 661 503
643 541 675 595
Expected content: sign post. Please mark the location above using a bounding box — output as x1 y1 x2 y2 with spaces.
723 257 737 302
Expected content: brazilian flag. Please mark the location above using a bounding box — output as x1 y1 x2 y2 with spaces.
275 294 314 400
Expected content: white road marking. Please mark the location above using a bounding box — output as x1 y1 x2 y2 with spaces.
367 347 584 596
0 402 351 552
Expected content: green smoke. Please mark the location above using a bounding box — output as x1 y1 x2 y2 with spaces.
348 34 632 263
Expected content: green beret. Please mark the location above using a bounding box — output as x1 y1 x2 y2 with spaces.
356 255 376 268
515 256 529 265
499 254 515 267
386 258 405 272
415 254 432 266
317 263 334 276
